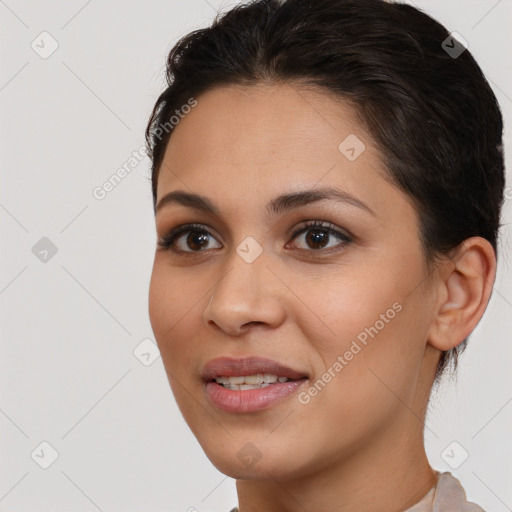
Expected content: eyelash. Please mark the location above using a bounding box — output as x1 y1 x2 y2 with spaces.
157 220 353 256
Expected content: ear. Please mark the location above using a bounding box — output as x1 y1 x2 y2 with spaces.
427 237 497 352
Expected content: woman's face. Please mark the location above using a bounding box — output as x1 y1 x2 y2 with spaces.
149 83 441 480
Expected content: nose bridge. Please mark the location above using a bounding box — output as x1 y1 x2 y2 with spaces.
203 245 285 334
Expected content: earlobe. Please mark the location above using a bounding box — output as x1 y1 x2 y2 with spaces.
427 237 496 352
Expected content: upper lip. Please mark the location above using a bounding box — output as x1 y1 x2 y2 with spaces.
201 356 309 381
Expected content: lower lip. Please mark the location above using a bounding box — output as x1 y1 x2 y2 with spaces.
205 379 308 413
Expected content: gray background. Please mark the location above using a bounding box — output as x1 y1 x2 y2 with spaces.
1 1 511 511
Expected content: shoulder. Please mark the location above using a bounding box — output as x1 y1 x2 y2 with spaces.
432 471 486 511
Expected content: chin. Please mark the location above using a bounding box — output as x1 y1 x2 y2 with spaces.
202 441 310 481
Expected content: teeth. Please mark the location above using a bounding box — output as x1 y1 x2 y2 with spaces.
244 374 264 384
228 376 245 385
239 383 271 390
215 374 291 387
224 383 271 391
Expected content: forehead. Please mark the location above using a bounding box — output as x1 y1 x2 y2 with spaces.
161 82 370 167
156 83 412 223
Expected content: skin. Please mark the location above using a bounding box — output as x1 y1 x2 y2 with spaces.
148 82 496 512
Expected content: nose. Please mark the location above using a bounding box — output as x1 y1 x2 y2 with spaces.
203 252 287 336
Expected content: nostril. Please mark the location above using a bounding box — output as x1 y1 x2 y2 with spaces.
246 321 263 327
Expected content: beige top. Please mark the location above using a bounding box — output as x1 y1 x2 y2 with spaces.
228 471 485 512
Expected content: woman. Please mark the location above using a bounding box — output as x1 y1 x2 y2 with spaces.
145 0 505 510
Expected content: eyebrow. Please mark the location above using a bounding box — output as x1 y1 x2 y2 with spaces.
155 187 375 217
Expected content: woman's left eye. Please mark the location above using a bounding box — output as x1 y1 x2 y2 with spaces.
157 220 352 254
288 220 352 252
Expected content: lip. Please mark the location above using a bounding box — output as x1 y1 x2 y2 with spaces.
200 356 308 381
205 379 308 413
201 356 309 413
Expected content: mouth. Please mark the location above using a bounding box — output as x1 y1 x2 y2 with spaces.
201 356 309 413
201 355 309 383
212 373 304 390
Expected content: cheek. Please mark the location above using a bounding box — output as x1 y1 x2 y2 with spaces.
298 262 406 352
148 264 204 415
300 252 427 397
294 300 423 454
148 263 172 341
148 260 203 365
149 257 202 333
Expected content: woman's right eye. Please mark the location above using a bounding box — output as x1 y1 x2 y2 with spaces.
157 223 222 253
